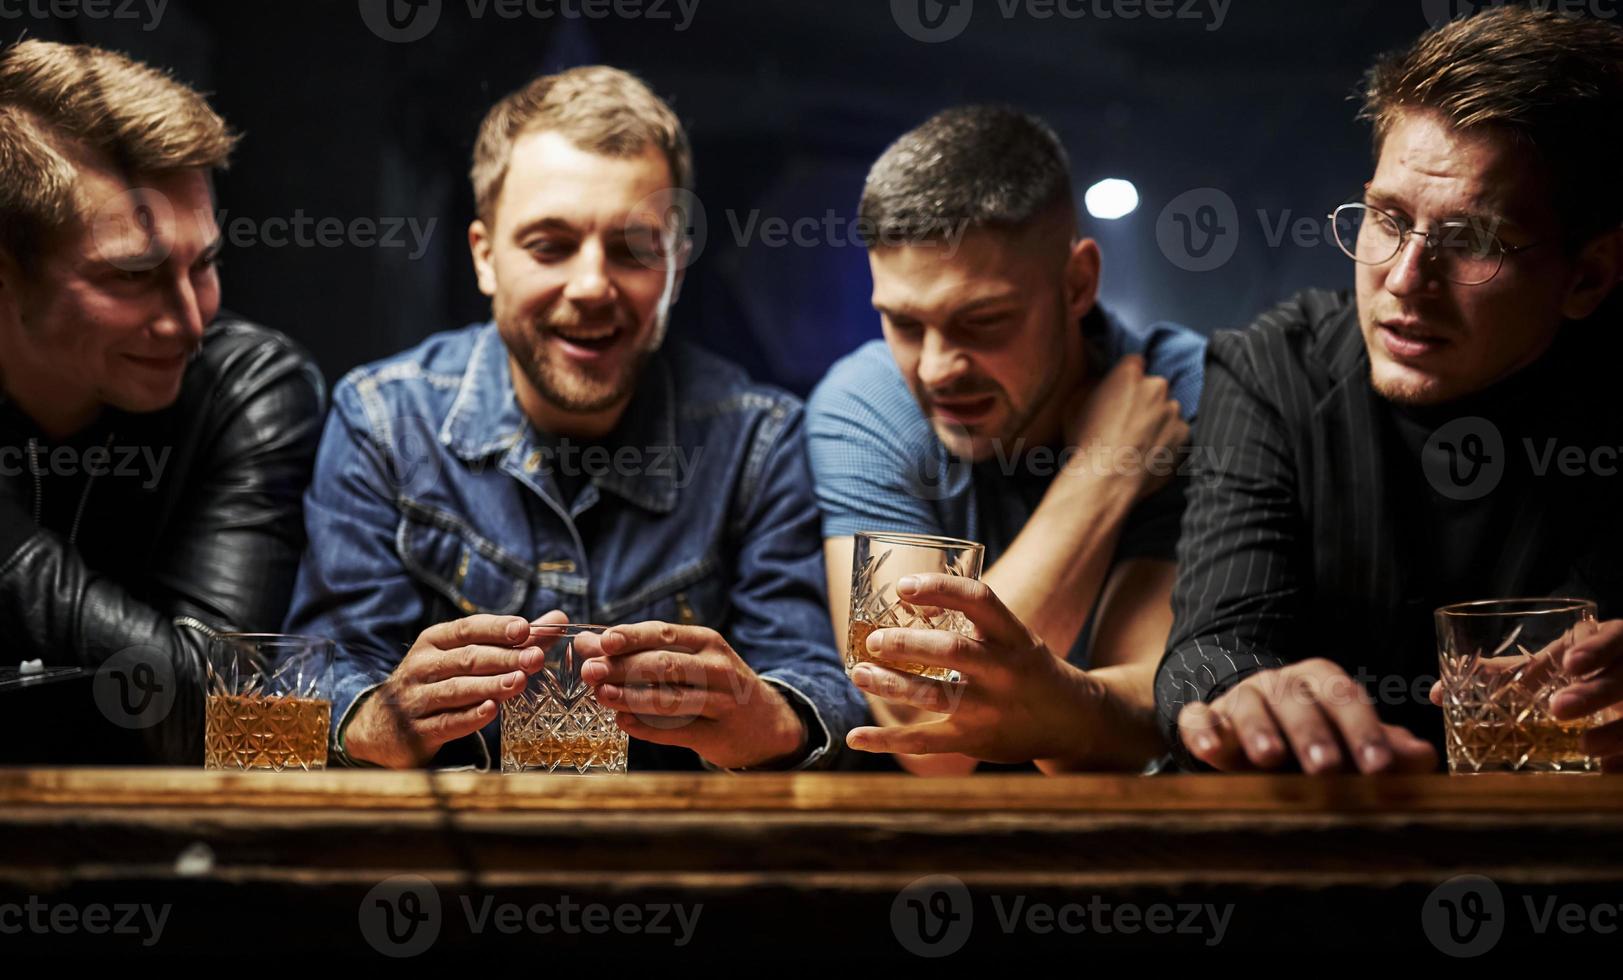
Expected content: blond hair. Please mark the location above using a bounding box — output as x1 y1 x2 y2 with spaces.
1361 6 1623 243
470 65 691 228
0 39 236 274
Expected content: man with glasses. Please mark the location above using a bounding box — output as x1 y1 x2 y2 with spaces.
1155 6 1623 774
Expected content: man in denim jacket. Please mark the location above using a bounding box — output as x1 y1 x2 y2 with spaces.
283 66 861 771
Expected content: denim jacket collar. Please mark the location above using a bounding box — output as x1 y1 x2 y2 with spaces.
440 323 678 513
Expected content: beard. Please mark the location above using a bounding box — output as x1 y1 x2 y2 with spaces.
505 301 665 415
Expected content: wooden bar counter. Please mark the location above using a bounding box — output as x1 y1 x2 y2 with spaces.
2 769 1621 957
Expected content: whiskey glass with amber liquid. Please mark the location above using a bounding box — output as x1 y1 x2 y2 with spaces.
204 634 335 772
501 624 628 774
1436 598 1609 774
846 531 985 682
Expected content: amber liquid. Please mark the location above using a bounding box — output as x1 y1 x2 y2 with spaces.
203 693 330 771
502 732 629 773
845 620 957 682
1444 705 1599 773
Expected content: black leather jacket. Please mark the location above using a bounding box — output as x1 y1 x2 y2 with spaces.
0 316 325 763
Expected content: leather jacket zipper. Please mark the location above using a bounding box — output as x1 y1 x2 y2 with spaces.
26 433 113 548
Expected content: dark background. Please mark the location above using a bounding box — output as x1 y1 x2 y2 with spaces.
9 0 1464 395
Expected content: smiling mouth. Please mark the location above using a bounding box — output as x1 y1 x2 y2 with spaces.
125 352 188 368
550 326 625 352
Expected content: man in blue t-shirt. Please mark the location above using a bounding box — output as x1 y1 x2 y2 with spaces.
807 106 1207 774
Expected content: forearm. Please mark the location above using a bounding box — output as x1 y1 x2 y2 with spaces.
981 472 1136 657
1035 661 1163 773
0 527 211 763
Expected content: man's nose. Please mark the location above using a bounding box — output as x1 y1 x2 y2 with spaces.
1384 232 1438 297
156 274 207 348
563 239 617 308
916 328 967 391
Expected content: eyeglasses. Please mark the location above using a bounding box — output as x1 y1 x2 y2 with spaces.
1328 202 1543 286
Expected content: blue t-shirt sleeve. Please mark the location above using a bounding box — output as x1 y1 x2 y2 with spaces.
1139 321 1208 421
805 344 951 540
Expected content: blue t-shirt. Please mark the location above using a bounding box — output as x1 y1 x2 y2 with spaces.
806 306 1207 667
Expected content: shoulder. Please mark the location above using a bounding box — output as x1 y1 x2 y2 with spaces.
806 340 914 430
664 341 803 423
192 314 325 416
1101 311 1208 419
1208 288 1356 373
330 322 489 418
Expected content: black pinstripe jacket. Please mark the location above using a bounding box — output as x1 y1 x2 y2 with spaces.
1154 288 1623 759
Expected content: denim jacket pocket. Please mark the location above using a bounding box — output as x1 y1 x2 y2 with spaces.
396 502 531 616
598 554 729 628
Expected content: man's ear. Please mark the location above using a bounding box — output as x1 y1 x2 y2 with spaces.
1561 226 1623 321
1064 237 1102 324
468 219 497 298
667 239 690 306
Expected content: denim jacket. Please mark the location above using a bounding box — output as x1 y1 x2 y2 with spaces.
283 322 863 770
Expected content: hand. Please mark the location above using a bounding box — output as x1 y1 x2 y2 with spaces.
1179 658 1437 774
343 611 566 768
579 623 808 769
1063 354 1189 501
845 574 1144 767
1427 619 1623 771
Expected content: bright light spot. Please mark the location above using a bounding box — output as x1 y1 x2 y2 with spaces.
1084 178 1139 220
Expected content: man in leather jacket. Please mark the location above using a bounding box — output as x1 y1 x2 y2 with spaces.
0 40 324 763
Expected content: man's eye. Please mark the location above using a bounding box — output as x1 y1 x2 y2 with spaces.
1437 223 1497 258
526 240 570 260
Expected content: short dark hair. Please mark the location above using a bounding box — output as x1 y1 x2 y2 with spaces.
857 105 1074 246
1360 5 1623 243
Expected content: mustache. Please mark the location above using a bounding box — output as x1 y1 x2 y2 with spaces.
542 303 629 332
923 380 1003 402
